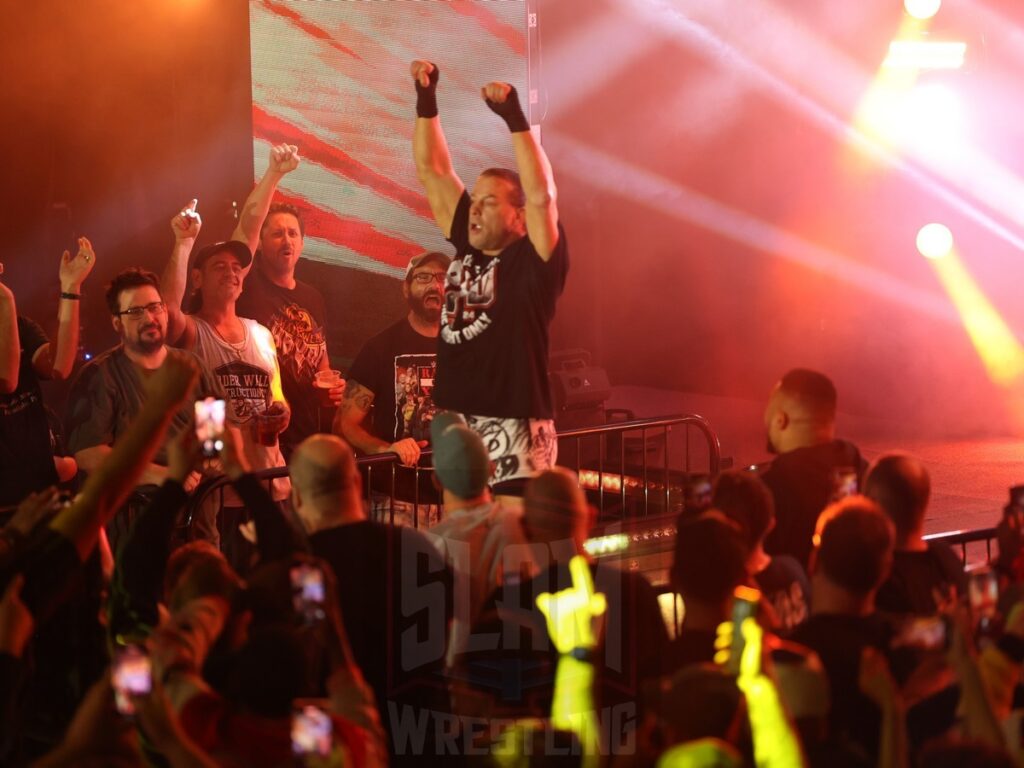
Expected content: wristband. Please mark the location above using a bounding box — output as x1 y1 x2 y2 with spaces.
485 86 530 133
415 64 440 118
60 292 81 301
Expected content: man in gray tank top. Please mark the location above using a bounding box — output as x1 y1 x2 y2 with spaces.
160 199 291 566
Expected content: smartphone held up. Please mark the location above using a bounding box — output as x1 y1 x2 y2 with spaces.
112 644 152 717
195 397 226 458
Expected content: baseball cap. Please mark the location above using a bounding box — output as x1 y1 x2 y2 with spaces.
192 240 253 271
187 241 253 312
430 412 491 499
405 251 452 281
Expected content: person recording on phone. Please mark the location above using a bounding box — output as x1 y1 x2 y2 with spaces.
160 199 290 562
65 267 224 550
287 433 452 766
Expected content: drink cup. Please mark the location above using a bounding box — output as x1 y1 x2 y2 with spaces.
256 412 278 447
315 369 342 407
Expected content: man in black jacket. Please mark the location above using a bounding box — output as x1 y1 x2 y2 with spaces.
761 368 868 568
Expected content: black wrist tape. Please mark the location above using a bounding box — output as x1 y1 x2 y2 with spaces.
415 64 440 119
488 86 530 133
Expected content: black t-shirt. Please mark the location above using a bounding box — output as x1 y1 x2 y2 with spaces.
309 520 452 765
347 318 439 443
788 612 893 761
755 555 811 632
65 346 222 468
435 192 569 419
875 543 966 616
663 626 719 673
236 264 329 457
762 440 868 568
0 317 58 506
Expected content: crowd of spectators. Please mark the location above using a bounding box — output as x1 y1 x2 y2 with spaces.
1 69 1022 767
3 334 1024 766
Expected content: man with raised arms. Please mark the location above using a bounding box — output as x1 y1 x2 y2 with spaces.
232 144 345 458
410 60 569 497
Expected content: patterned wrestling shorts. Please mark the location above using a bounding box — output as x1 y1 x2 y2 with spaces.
464 415 558 486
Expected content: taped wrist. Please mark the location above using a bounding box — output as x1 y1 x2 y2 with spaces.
487 86 530 133
415 64 440 118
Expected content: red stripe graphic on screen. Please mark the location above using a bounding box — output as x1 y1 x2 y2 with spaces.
261 0 363 61
274 191 425 269
251 2 527 274
253 106 433 221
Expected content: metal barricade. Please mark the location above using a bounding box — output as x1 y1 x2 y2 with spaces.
923 527 998 566
184 413 722 534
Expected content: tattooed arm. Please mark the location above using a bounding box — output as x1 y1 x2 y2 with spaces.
332 380 424 467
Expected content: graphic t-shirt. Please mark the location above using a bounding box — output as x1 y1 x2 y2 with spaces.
236 264 329 457
66 346 223 470
436 192 569 419
190 317 289 500
755 555 811 632
0 317 58 506
347 318 439 443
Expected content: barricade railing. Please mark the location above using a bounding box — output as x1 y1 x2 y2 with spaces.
185 413 723 532
923 526 998 565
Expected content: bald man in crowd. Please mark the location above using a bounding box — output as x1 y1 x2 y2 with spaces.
863 453 965 614
761 368 867 568
464 468 667 724
289 434 452 765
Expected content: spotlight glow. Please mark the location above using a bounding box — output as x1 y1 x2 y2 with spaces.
905 0 941 20
916 223 954 259
906 83 963 141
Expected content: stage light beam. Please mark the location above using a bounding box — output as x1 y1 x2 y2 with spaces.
917 223 954 259
929 250 1024 387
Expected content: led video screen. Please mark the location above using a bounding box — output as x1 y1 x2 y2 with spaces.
249 0 530 279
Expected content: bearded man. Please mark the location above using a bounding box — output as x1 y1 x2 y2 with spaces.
334 252 451 525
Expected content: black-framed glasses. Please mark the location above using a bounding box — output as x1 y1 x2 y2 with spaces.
117 301 166 318
411 271 447 285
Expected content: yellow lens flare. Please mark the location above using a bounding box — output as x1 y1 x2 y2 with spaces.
930 249 1024 389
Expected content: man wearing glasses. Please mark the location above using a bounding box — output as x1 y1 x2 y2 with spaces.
334 252 450 526
65 267 223 546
